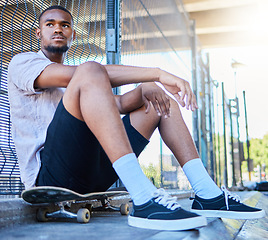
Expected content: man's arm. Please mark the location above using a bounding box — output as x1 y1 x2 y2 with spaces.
115 82 171 117
106 64 197 111
34 62 158 89
34 61 197 111
34 63 77 88
105 65 160 87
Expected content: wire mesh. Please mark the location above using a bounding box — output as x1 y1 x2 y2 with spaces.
0 0 106 196
0 0 228 194
120 0 194 189
121 0 192 70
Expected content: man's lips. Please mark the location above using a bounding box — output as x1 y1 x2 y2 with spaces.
52 35 66 40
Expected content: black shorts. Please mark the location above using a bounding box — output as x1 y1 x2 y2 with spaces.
36 99 149 194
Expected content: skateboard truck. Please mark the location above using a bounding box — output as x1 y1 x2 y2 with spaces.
36 198 129 223
92 196 129 214
36 201 91 223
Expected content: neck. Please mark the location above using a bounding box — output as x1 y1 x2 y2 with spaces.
41 49 66 63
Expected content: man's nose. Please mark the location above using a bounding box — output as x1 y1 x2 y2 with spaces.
54 25 63 33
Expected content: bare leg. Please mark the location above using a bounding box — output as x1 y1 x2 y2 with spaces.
130 98 222 198
130 98 199 167
62 61 133 163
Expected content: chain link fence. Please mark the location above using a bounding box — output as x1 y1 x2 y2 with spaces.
0 0 106 196
0 0 238 195
120 0 194 190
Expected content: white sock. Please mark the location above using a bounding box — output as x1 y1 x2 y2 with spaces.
112 153 157 205
182 158 222 199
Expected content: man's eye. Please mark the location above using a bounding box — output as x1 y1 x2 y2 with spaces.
62 24 70 28
46 23 53 27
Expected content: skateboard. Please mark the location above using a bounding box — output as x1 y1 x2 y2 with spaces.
22 186 130 223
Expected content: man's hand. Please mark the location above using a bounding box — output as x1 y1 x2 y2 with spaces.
158 70 198 111
141 83 171 118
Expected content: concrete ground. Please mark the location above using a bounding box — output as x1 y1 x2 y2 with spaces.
0 190 267 240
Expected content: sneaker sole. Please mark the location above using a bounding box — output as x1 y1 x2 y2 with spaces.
128 215 207 231
191 209 266 219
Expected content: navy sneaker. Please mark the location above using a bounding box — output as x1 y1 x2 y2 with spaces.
191 186 266 219
128 189 207 231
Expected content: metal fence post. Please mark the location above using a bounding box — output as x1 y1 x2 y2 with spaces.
106 0 122 187
229 99 236 187
222 82 228 187
243 91 252 180
106 0 121 95
190 20 200 153
235 96 243 187
214 81 222 186
207 55 215 181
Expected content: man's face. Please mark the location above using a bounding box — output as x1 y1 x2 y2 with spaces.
36 9 75 53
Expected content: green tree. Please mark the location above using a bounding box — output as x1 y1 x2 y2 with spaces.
246 133 268 174
141 164 161 188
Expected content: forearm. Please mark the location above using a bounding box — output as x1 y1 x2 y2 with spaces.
105 64 160 87
115 85 145 114
35 63 160 89
35 63 77 88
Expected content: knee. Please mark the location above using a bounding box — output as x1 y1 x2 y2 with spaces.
76 61 107 77
138 104 161 125
74 61 109 86
170 97 179 108
169 97 183 117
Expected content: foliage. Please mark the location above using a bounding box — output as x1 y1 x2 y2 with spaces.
215 133 268 182
141 163 161 188
247 133 268 172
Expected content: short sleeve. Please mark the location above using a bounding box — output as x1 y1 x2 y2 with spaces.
8 52 54 94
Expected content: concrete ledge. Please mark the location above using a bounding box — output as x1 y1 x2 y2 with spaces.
0 191 267 240
0 190 191 230
0 196 132 230
0 198 37 229
235 192 268 239
197 191 267 240
0 190 266 237
147 191 267 240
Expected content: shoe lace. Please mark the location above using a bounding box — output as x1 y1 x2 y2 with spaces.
152 188 181 211
221 186 241 210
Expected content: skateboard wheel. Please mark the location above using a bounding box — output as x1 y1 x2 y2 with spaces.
77 208 90 223
120 203 129 215
36 208 49 222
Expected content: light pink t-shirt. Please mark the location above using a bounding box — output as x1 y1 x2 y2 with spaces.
8 50 64 189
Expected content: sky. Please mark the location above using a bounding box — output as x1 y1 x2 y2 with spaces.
208 45 268 140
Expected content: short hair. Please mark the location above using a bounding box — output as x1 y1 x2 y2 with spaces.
38 5 73 25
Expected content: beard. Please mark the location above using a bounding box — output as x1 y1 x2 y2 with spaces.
44 45 69 53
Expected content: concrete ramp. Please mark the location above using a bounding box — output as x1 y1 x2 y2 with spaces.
0 191 267 239
146 191 268 240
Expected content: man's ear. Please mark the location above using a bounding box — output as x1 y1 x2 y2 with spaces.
36 27 41 39
72 29 76 40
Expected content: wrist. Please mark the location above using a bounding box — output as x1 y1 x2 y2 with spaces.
154 67 162 82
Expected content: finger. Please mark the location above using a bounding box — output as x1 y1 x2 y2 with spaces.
185 88 192 111
151 99 162 116
187 90 197 111
185 94 189 110
174 93 186 107
192 94 198 111
191 96 195 111
165 95 171 117
180 84 186 101
144 98 151 113
157 95 170 118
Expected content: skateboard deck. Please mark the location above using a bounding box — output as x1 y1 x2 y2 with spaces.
22 186 130 223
